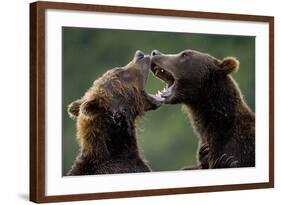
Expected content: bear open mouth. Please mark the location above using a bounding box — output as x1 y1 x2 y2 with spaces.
150 63 175 99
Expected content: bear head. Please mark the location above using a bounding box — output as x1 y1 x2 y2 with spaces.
68 50 164 122
150 49 239 104
67 50 166 152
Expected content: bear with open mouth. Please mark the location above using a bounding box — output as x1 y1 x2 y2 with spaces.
67 50 163 175
150 49 255 169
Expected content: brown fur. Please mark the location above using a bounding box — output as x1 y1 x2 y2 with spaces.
151 49 255 168
67 51 161 175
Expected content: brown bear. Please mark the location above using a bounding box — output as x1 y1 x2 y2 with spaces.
67 50 163 175
150 49 255 168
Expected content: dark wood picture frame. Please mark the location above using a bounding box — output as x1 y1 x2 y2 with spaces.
30 1 274 203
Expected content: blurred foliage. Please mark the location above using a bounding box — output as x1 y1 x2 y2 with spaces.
62 27 255 175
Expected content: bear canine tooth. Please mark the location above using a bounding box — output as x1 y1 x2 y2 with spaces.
155 70 159 75
156 92 162 97
161 69 164 72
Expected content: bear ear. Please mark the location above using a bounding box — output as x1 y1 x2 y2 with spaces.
80 98 100 118
216 57 240 75
68 99 83 119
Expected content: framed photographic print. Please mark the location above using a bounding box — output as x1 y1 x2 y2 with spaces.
30 1 274 203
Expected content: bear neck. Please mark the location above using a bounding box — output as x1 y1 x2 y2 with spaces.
77 114 141 164
184 75 250 143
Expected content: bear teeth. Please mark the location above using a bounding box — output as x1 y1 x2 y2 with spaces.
154 68 164 76
156 90 161 97
156 88 167 97
155 69 159 75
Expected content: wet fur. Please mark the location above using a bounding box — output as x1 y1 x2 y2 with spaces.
151 50 255 168
183 73 255 168
68 68 151 175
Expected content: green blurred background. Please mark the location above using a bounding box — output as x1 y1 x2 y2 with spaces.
62 27 255 175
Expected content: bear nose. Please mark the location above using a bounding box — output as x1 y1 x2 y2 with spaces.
151 49 162 56
135 50 144 60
